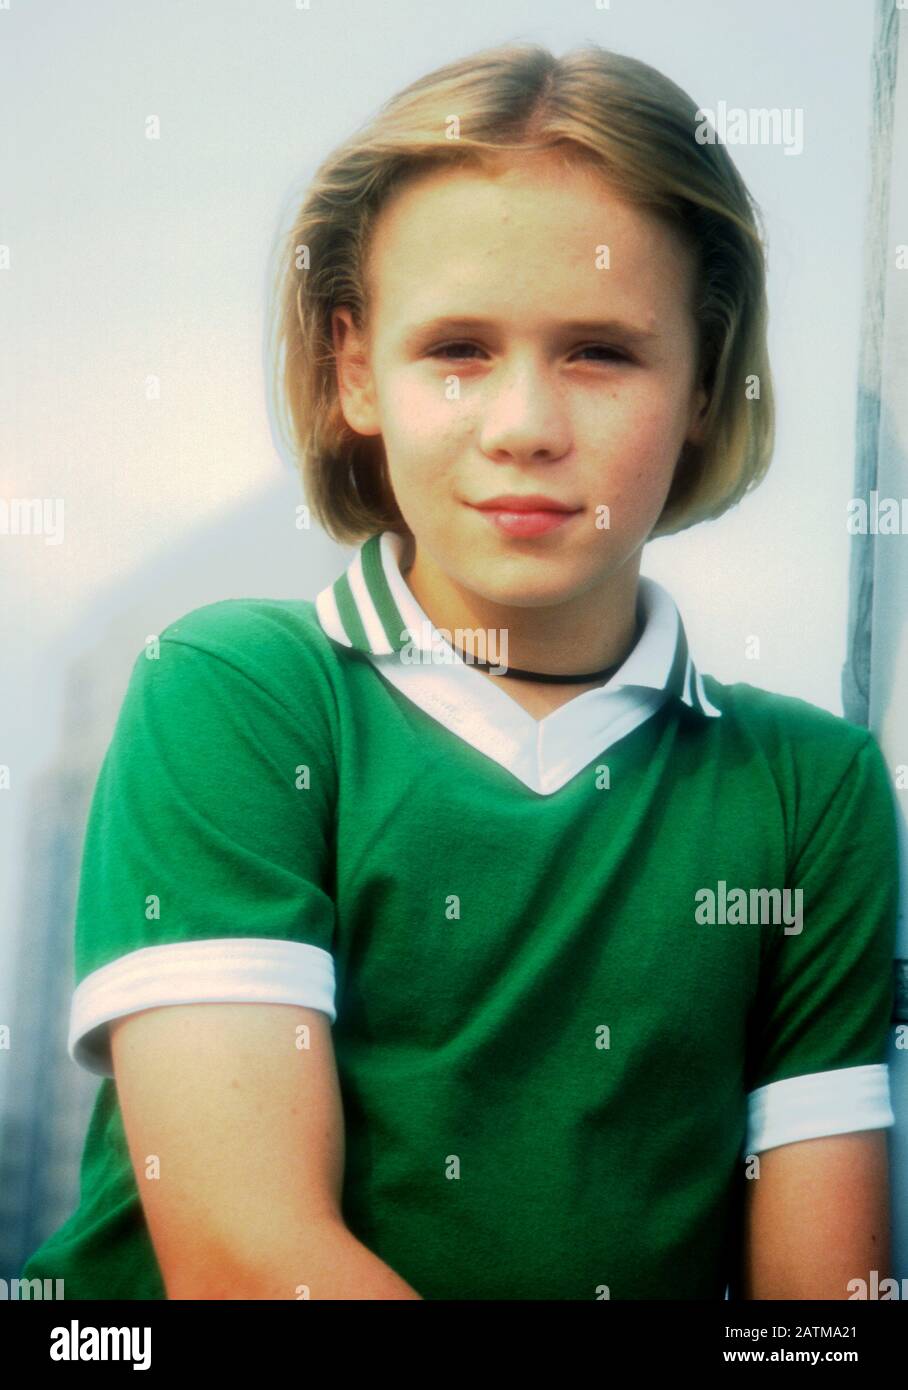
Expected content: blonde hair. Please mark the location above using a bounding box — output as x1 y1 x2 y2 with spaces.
266 41 774 545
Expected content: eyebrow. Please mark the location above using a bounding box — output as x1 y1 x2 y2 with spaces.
401 315 661 351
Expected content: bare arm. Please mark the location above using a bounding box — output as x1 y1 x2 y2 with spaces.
738 1130 891 1299
110 1001 422 1300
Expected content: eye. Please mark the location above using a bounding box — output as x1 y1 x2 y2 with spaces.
427 341 485 361
573 344 631 364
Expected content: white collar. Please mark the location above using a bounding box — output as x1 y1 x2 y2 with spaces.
315 530 721 795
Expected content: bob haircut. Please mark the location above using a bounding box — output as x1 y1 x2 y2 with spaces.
266 41 774 546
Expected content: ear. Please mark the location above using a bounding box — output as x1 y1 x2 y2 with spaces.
332 306 382 437
685 381 710 448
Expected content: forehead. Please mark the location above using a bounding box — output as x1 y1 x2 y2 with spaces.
364 153 697 330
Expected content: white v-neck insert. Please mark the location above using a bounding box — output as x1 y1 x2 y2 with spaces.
315 529 721 796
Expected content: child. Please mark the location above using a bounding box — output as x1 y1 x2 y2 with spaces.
22 42 898 1300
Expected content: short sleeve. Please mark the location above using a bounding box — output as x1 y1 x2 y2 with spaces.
743 731 899 1154
68 604 339 1077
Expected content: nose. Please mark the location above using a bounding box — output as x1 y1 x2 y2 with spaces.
478 354 572 463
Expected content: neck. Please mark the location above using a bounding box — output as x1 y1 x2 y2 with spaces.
401 537 643 681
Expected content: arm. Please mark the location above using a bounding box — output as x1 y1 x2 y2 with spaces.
110 1001 422 1300
738 1130 891 1299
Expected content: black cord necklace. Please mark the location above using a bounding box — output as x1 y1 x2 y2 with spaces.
452 654 626 684
449 612 643 684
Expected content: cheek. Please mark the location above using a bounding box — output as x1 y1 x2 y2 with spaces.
382 375 472 466
585 397 685 522
587 374 684 445
596 377 688 461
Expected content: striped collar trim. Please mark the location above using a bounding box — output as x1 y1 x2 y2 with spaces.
315 530 722 718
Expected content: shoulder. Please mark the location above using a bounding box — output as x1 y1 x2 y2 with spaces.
107 597 345 765
158 595 331 669
144 596 339 711
700 674 894 843
702 673 879 768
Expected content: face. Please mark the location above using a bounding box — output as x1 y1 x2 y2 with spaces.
332 151 708 622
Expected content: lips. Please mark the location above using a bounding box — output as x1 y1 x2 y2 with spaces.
472 495 580 513
469 501 581 538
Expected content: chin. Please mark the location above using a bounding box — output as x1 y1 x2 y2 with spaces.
470 568 586 608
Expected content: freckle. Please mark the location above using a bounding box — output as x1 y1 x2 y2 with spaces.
230 1079 239 1088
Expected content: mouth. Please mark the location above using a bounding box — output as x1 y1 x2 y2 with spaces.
466 499 583 539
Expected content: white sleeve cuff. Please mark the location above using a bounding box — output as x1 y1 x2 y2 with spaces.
69 937 337 1078
743 1063 894 1155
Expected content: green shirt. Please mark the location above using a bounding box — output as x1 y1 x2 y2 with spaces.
22 530 898 1299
